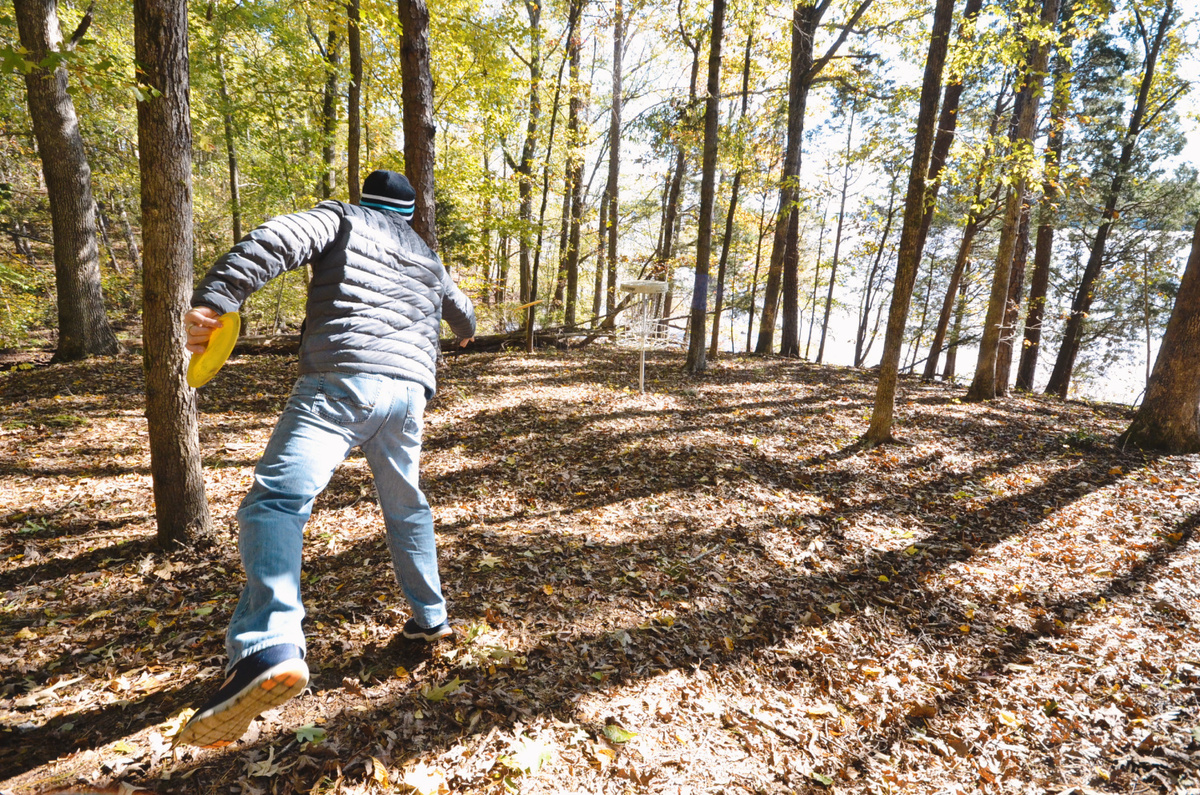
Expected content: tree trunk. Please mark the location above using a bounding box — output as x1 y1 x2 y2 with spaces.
943 258 971 380
911 0 985 258
817 103 856 363
708 30 752 359
216 51 243 241
397 0 439 249
805 201 828 358
855 175 897 367
347 0 362 204
95 199 121 274
1119 216 1200 453
593 188 607 320
1015 0 1074 392
994 194 1033 392
966 0 1060 402
745 186 773 352
564 9 585 328
684 0 724 373
14 0 121 362
515 0 541 318
1045 0 1174 398
862 0 955 445
657 42 701 330
600 0 624 330
757 0 873 356
318 24 340 200
134 0 214 547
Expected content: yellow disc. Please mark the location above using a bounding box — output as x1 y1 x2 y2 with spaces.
186 312 241 388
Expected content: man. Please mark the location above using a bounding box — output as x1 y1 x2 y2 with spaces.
175 170 475 748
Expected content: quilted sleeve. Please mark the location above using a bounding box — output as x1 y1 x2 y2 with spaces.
191 205 343 314
440 268 477 340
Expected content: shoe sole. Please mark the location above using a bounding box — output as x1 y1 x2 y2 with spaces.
173 659 310 748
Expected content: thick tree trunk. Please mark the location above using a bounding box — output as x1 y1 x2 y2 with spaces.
397 0 439 249
684 0 724 373
1119 216 1200 453
862 0 955 445
600 0 623 330
134 0 214 547
967 0 1060 401
1045 0 1173 398
216 52 242 241
347 0 362 204
14 0 120 362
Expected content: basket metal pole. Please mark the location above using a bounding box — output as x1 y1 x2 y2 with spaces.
639 297 647 393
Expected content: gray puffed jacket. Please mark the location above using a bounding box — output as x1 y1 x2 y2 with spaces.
192 200 476 397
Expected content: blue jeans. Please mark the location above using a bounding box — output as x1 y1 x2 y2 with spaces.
225 372 444 667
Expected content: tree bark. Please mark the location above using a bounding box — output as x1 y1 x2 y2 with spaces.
14 0 121 362
563 7 585 327
966 0 1060 401
863 0 955 445
708 30 752 359
216 51 242 241
347 0 363 203
397 0 439 249
911 0 985 259
317 24 340 200
1119 216 1200 453
994 194 1033 392
684 0 724 373
757 0 873 356
1045 0 1174 398
657 37 702 330
600 0 623 330
134 0 214 547
1015 0 1074 391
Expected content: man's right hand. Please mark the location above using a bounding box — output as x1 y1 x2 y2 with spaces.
184 307 223 354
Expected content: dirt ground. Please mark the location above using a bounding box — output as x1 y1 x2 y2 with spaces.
1 348 1197 794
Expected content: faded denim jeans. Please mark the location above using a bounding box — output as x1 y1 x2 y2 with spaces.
225 372 444 667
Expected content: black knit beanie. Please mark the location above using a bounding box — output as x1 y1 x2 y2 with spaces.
361 170 416 219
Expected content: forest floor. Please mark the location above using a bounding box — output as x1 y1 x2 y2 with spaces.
1 347 1198 795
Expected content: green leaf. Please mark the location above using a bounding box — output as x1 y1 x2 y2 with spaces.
194 605 214 616
812 772 834 786
602 723 637 744
420 676 464 702
295 724 326 744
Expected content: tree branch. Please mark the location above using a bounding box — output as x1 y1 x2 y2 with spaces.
807 0 875 82
66 1 96 51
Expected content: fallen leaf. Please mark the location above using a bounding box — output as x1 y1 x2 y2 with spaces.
403 761 447 795
421 676 464 702
603 723 637 744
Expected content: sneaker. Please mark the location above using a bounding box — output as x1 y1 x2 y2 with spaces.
402 617 453 642
173 644 308 748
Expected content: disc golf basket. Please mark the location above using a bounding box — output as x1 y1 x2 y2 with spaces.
618 280 669 392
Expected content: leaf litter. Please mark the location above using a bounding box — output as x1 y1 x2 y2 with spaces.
1 348 1198 793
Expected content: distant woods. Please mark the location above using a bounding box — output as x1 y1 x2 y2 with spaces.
1 0 1198 451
